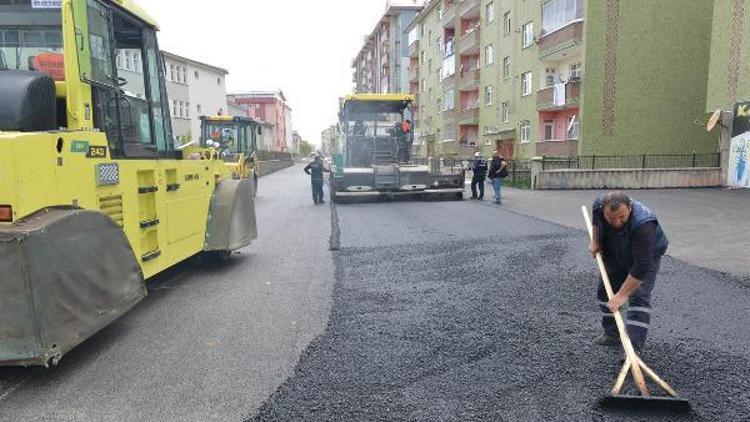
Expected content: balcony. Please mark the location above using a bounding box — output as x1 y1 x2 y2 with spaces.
459 0 480 18
409 67 419 83
457 29 480 55
535 139 579 157
443 74 456 90
459 68 480 90
536 80 581 110
538 21 584 60
409 40 419 58
457 107 480 124
441 5 456 26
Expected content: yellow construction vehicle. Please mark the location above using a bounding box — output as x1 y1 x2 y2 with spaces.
0 0 257 366
200 115 260 196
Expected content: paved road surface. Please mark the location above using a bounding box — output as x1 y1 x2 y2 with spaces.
0 165 333 421
251 191 750 421
3 168 749 421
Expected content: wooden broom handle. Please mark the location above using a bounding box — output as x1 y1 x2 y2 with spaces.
581 206 650 396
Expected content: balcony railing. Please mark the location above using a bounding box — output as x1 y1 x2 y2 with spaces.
409 67 419 82
458 106 480 123
441 5 457 26
538 21 583 59
459 0 480 17
409 40 419 58
457 29 480 55
537 79 581 110
535 139 579 157
459 68 480 90
443 74 456 89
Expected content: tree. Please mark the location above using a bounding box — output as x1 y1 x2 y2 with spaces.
298 140 314 157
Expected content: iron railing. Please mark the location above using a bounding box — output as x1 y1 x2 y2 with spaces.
541 153 720 171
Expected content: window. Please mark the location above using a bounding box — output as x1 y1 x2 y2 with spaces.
217 77 221 85
502 56 510 79
185 102 190 118
421 51 426 64
170 64 175 81
542 0 583 35
116 50 123 68
484 44 494 66
194 70 199 80
520 120 531 142
486 2 495 23
428 58 432 73
545 68 557 87
567 114 579 139
83 0 173 158
173 100 178 116
485 85 494 105
437 36 442 53
503 12 511 35
522 22 534 48
521 71 532 96
181 67 186 83
544 119 555 140
442 89 455 111
569 62 582 80
501 101 509 122
197 104 202 114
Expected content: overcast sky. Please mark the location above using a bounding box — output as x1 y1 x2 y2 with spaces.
146 0 414 147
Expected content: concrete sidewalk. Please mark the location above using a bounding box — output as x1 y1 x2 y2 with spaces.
495 187 749 279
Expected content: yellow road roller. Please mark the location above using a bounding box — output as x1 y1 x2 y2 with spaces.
0 0 256 366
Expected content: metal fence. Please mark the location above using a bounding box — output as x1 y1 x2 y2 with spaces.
504 160 531 188
541 153 720 171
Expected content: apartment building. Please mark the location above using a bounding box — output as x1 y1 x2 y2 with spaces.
227 91 292 152
409 0 717 159
162 51 228 144
353 1 423 94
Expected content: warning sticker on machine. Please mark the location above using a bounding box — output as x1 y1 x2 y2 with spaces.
32 0 61 8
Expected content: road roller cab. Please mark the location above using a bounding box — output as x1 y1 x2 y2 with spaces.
200 115 261 195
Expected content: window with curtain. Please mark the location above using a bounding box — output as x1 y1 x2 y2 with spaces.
542 0 583 35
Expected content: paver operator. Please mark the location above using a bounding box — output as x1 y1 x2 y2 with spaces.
304 154 330 205
589 191 669 354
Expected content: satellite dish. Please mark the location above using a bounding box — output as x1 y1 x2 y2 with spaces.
706 109 722 132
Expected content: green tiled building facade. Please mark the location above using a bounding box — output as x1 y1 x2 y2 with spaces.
408 0 719 160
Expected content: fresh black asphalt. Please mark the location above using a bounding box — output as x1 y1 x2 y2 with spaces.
249 199 750 422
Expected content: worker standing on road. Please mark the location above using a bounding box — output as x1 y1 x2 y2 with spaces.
304 154 330 205
487 152 508 205
589 191 669 354
470 152 488 200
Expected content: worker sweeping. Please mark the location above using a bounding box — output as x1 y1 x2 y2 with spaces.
588 191 669 355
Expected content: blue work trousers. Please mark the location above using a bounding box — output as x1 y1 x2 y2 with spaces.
491 177 503 204
311 178 324 203
597 257 661 352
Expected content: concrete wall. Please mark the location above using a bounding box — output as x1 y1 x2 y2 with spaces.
532 167 721 190
256 159 294 177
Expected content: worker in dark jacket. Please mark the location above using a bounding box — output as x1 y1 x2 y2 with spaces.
589 191 669 353
304 154 330 205
470 152 488 200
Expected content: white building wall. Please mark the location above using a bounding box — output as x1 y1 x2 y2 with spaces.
163 56 192 144
284 105 293 151
187 65 228 141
